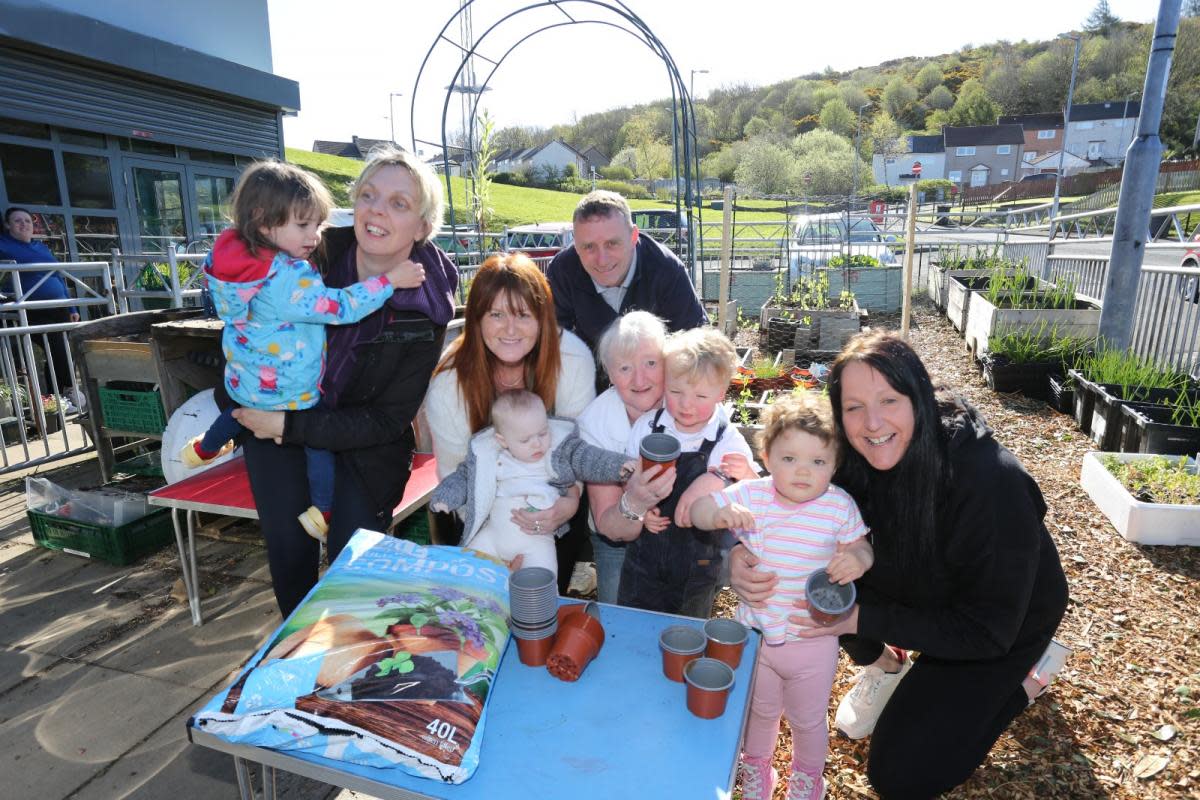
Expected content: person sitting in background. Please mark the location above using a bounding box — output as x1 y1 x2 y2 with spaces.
431 389 634 575
0 207 84 412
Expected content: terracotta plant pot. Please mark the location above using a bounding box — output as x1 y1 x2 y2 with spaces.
546 626 602 682
684 657 735 719
559 609 605 650
516 633 556 667
805 569 856 626
703 618 748 669
659 625 706 682
639 432 681 478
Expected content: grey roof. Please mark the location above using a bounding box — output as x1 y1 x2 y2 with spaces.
1068 101 1141 121
943 124 1024 147
908 134 944 153
582 145 610 165
312 140 361 158
998 112 1064 129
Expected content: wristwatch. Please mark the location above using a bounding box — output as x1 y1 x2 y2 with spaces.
618 492 644 522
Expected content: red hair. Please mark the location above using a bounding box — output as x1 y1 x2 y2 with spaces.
435 253 561 433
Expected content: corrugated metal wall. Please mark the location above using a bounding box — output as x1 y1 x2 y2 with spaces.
0 47 281 156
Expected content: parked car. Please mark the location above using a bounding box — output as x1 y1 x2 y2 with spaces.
788 213 897 280
503 223 574 260
1019 173 1057 183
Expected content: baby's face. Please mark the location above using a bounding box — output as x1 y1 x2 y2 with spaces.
764 428 836 506
496 407 551 463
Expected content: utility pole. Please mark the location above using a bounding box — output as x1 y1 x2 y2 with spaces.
1098 0 1182 349
1050 33 1082 233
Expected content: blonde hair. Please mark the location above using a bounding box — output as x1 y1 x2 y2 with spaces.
662 327 737 387
756 391 838 461
351 146 444 244
230 160 333 256
491 389 547 434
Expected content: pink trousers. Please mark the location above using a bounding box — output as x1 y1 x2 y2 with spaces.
742 636 840 772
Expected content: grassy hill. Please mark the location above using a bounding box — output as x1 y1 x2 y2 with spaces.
286 148 785 227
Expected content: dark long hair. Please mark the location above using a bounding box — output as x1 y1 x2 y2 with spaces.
828 331 949 571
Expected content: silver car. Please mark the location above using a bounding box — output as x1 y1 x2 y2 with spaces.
788 213 897 280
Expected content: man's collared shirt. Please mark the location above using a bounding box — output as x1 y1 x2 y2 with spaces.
591 247 638 313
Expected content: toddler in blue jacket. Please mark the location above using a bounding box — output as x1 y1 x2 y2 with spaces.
182 161 423 541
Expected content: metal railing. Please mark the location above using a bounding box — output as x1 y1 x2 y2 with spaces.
1131 264 1200 376
0 261 116 473
111 249 208 312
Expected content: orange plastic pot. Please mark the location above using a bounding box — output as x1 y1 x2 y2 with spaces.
659 625 707 682
515 633 556 666
703 618 748 669
547 624 603 682
559 609 605 651
684 657 735 719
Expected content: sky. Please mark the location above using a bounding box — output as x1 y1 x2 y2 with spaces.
266 0 1166 156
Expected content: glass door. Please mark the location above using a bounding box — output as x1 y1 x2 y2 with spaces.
125 160 191 255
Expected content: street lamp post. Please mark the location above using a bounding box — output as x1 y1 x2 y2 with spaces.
689 69 709 206
388 92 404 147
1122 90 1140 156
689 68 709 105
848 103 871 260
1050 33 1082 232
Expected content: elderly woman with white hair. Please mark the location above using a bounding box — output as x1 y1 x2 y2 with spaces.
575 311 677 603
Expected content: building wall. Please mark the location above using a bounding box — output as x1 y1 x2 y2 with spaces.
1020 128 1062 166
1065 118 1136 162
873 153 946 185
530 142 585 175
37 0 273 72
945 144 1022 186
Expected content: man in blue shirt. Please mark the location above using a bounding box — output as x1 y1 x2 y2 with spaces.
547 191 706 357
1 207 83 410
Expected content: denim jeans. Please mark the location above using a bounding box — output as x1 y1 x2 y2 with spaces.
590 529 627 605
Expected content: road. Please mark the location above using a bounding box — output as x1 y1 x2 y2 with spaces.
909 228 1188 268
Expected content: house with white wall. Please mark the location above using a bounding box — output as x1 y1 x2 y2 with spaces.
495 139 588 178
943 125 1024 188
872 134 946 185
1064 101 1140 165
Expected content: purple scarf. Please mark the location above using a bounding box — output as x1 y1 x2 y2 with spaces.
322 241 458 407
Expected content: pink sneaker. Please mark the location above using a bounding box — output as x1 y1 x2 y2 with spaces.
738 755 777 800
785 765 826 800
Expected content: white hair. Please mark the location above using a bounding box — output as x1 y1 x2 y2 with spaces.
596 310 668 375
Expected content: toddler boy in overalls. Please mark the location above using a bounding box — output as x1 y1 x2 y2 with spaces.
618 327 758 617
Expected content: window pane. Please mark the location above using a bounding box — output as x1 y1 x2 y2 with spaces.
119 138 177 158
30 213 68 260
187 148 237 166
73 216 120 261
0 143 61 205
132 168 185 254
194 173 234 244
63 152 114 209
0 116 50 139
59 129 107 149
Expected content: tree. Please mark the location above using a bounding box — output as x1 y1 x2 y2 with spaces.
945 79 999 127
819 98 855 137
611 147 639 175
882 76 919 126
1187 0 1200 16
867 111 905 173
734 138 797 195
791 129 872 196
743 116 774 139
839 83 870 113
783 80 817 120
925 85 956 110
1085 0 1120 34
914 62 943 94
493 125 541 154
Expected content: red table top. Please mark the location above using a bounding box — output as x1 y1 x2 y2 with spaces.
149 452 438 520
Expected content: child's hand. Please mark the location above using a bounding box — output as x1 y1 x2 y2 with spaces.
675 473 725 528
507 554 525 572
719 452 758 481
430 501 450 514
386 259 425 289
713 502 755 531
643 507 670 533
826 541 873 584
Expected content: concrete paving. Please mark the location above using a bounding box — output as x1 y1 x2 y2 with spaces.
0 458 367 799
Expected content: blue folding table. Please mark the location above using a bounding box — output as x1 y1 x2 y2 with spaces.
188 601 759 800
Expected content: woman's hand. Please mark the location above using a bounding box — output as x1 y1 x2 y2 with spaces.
792 602 860 639
511 491 579 536
727 544 779 608
624 462 676 517
233 408 286 444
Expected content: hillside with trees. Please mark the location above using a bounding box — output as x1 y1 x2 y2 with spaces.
491 4 1199 197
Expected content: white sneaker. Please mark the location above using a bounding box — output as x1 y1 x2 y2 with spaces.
835 650 912 739
784 768 826 800
567 561 597 596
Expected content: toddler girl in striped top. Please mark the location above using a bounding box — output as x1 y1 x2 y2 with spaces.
691 391 874 800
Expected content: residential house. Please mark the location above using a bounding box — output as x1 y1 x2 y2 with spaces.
1064 100 1140 165
943 125 1024 188
999 112 1064 169
872 134 946 186
1020 150 1090 178
581 146 610 175
0 0 298 257
312 136 402 160
495 139 588 179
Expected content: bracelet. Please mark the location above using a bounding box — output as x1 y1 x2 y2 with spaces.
710 467 734 485
618 492 644 522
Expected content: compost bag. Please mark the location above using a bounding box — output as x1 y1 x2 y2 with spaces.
192 529 510 783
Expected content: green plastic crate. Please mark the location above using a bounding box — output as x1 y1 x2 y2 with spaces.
98 387 166 435
394 508 431 546
28 506 174 565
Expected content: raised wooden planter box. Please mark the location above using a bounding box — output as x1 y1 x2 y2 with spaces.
758 299 864 353
816 266 903 313
964 295 1101 359
943 272 1040 335
1080 452 1200 546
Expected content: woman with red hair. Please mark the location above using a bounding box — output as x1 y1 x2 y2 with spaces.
424 254 596 583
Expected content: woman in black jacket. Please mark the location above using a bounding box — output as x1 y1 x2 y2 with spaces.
234 149 456 616
729 331 1069 799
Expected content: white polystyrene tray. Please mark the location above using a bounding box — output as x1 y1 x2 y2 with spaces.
1080 452 1200 546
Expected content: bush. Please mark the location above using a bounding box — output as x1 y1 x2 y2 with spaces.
556 177 592 194
599 165 634 181
828 254 882 268
493 172 528 187
595 179 652 199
